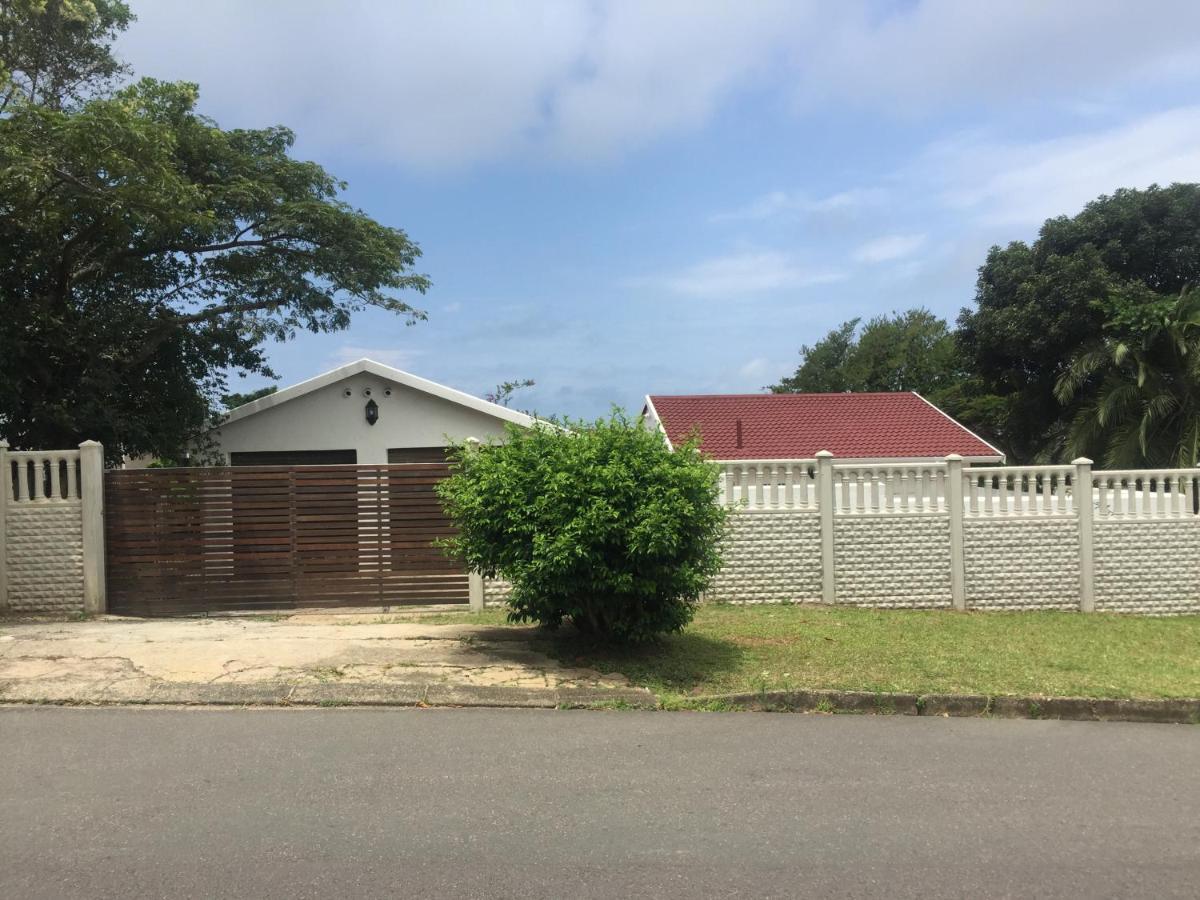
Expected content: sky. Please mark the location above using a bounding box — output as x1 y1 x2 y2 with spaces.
115 1 1200 418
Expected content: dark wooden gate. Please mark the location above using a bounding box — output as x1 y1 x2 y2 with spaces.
104 464 468 615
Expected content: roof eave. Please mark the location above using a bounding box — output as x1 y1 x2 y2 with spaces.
218 358 539 430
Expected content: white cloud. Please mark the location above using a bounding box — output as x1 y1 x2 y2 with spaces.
114 1 1200 171
710 187 887 223
853 233 926 264
927 106 1200 226
117 0 808 169
640 251 844 298
737 357 771 379
543 1 808 162
796 1 1200 115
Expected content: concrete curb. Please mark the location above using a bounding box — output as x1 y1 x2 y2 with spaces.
0 678 657 710
696 690 1200 724
0 679 1193 722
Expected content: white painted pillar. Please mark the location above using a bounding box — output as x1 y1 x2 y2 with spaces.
79 441 106 614
468 571 484 611
0 440 8 610
816 450 836 604
945 454 966 611
1074 457 1095 613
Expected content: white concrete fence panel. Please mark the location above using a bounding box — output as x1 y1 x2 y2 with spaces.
711 453 1200 615
0 441 105 614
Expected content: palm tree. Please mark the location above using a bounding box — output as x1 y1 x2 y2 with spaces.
1055 286 1200 467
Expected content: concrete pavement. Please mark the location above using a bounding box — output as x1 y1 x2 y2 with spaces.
1 707 1197 899
0 613 653 707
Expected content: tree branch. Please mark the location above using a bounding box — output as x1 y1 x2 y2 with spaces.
156 233 307 255
170 297 284 326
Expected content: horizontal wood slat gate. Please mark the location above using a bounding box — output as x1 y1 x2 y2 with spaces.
105 464 469 615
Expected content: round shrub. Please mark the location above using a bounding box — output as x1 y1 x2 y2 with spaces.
437 412 728 643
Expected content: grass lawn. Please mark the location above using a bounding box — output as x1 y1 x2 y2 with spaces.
412 604 1200 704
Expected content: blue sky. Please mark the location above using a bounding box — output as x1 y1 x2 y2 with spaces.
116 1 1200 418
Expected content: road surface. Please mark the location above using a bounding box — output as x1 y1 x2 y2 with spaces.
1 707 1196 898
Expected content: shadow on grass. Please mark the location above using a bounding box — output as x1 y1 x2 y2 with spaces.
540 629 745 694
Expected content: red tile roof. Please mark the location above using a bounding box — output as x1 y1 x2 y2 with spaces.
646 392 1002 461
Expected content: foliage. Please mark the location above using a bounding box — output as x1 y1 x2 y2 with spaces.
0 4 428 462
958 184 1200 461
0 0 133 110
485 378 535 408
1055 286 1200 466
221 385 278 411
437 412 728 643
771 308 967 407
772 318 860 393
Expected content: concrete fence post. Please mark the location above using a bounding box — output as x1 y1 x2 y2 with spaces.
816 450 836 604
0 439 8 610
79 441 106 614
1074 457 1095 613
468 571 484 611
945 454 966 611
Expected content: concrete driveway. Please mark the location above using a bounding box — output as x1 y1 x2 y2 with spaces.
0 612 653 707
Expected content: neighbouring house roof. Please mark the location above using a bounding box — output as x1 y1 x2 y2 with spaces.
643 392 1004 462
221 358 538 429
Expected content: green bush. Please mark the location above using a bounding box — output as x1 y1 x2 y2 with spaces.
437 412 728 643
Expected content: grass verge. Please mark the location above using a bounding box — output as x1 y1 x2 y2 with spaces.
420 603 1200 705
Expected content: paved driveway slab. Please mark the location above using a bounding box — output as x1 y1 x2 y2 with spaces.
0 613 653 707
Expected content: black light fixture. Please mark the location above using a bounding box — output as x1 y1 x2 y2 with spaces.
365 398 379 426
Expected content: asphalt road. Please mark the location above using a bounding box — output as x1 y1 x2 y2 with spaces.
1 708 1197 899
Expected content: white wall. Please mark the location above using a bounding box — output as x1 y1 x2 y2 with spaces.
705 512 822 604
963 519 1080 611
1094 520 1200 614
212 372 515 465
697 458 1200 615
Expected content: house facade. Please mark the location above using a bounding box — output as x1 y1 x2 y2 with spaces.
203 358 535 466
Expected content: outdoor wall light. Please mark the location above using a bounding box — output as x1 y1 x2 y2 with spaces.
365 398 379 426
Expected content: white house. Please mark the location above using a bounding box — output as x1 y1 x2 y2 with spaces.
204 358 536 466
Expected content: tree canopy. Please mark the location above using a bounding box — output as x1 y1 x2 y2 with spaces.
771 308 962 398
1055 286 1200 467
0 0 133 110
957 184 1200 461
0 1 428 460
770 184 1200 465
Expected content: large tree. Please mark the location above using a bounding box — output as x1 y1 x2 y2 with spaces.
0 2 428 460
771 308 964 398
957 184 1200 461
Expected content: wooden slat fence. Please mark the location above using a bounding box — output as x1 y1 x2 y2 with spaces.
105 464 468 615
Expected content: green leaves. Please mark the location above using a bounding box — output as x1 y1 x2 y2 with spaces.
771 308 962 397
959 183 1200 462
437 413 729 643
1 76 428 459
1057 286 1200 467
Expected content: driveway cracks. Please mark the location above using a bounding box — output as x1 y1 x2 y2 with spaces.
0 614 655 709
